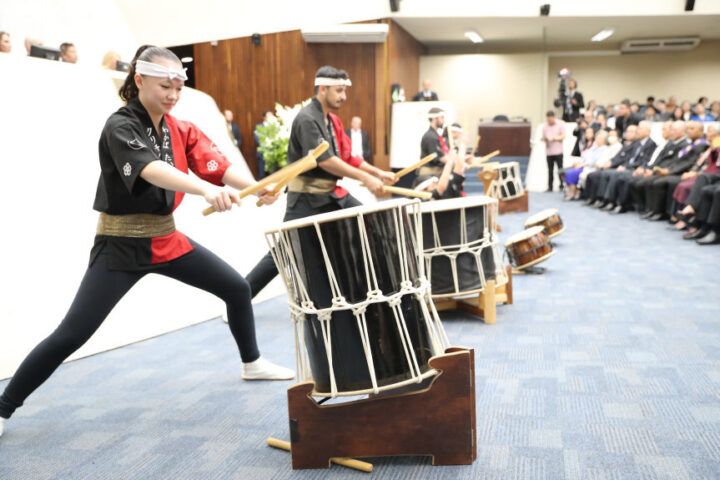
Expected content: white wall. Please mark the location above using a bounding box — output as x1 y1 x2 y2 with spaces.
0 55 287 379
419 53 546 143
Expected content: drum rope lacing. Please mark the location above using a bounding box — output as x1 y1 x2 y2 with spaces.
490 163 525 200
423 203 508 293
266 201 450 398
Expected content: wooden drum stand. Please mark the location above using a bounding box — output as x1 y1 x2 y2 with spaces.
479 166 529 215
271 347 477 471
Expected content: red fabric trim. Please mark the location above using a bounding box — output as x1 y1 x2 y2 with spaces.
165 115 188 212
334 186 349 198
328 113 363 167
151 231 193 264
438 132 450 155
166 115 231 186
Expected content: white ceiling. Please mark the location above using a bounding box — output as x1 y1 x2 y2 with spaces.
394 14 720 50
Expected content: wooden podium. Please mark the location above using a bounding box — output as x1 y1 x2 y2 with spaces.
285 347 477 470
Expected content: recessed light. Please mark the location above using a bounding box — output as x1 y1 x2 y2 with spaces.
464 30 484 43
591 28 615 42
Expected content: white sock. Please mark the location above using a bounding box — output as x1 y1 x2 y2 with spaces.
242 356 294 381
0 417 5 438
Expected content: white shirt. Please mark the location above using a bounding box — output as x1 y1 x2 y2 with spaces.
350 129 363 158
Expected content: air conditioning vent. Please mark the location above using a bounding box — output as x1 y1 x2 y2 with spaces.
621 37 700 53
301 24 389 43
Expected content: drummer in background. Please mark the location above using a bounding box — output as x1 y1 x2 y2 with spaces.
419 107 451 177
245 65 397 298
413 152 466 200
445 122 471 156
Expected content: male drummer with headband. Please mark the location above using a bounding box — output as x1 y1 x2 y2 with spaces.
419 107 450 177
245 65 397 298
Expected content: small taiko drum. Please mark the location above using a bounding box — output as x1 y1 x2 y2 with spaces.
504 226 555 270
491 162 525 200
524 208 565 238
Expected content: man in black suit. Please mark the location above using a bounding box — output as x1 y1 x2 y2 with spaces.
345 116 371 163
412 79 439 102
584 125 638 205
643 121 709 220
562 78 584 122
224 109 242 150
628 121 689 214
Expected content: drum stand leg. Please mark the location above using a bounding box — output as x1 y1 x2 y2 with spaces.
284 348 477 470
433 267 512 323
498 191 529 214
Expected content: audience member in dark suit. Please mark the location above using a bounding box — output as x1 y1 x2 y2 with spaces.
562 78 584 122
345 116 371 163
224 109 242 149
607 121 673 212
679 172 720 244
643 121 709 220
412 79 439 102
628 121 689 214
253 110 275 180
584 125 638 204
597 122 658 211
613 101 641 137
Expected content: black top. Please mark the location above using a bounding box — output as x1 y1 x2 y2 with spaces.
412 91 439 102
420 126 447 168
93 97 176 215
432 173 465 200
287 97 340 180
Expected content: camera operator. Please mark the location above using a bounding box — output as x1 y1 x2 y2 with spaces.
561 78 584 122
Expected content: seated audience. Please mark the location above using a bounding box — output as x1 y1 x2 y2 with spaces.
689 102 714 122
563 128 605 200
641 121 709 220
681 101 692 120
24 37 43 55
677 169 720 245
60 42 78 63
710 101 720 121
0 31 11 53
101 51 121 70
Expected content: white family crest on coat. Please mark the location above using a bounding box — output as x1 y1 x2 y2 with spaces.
127 138 147 150
123 162 132 176
207 160 219 171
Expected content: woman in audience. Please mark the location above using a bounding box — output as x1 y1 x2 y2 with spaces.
564 129 607 200
0 45 293 438
681 101 692 120
672 107 684 121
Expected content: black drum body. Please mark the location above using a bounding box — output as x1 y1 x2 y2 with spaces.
284 204 434 394
422 200 495 295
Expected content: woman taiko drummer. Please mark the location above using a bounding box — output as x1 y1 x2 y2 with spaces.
0 45 293 437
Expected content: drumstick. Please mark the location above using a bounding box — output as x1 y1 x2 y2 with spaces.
469 149 501 168
267 438 373 473
393 153 438 180
202 141 328 216
383 185 433 199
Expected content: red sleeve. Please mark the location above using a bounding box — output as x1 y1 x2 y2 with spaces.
329 113 363 168
178 120 232 186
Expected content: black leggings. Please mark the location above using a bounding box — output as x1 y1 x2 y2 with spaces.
0 240 259 419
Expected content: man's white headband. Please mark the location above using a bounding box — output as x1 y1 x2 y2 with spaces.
314 77 352 87
427 111 445 119
415 176 438 192
136 60 188 81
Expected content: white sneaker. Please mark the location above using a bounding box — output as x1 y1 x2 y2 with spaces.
0 417 5 437
242 357 295 381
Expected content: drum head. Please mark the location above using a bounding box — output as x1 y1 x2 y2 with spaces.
267 198 418 234
504 226 545 247
418 195 497 214
524 208 559 227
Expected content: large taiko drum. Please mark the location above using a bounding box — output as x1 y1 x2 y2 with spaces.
490 162 525 200
524 208 565 238
266 199 449 397
415 196 507 297
504 226 555 270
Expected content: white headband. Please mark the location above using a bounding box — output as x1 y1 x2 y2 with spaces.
136 60 188 81
414 176 438 192
427 111 445 119
314 77 352 87
449 125 463 133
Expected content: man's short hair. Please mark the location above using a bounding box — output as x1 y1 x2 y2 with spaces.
314 65 349 94
0 31 8 39
647 96 655 102
59 42 74 54
546 110 555 117
621 99 631 107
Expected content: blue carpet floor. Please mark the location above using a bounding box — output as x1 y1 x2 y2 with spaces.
1 191 719 479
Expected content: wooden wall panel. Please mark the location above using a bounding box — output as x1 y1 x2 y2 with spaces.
193 19 423 177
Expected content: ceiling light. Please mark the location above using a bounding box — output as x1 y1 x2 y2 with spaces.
591 28 615 42
181 56 193 63
464 30 483 43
